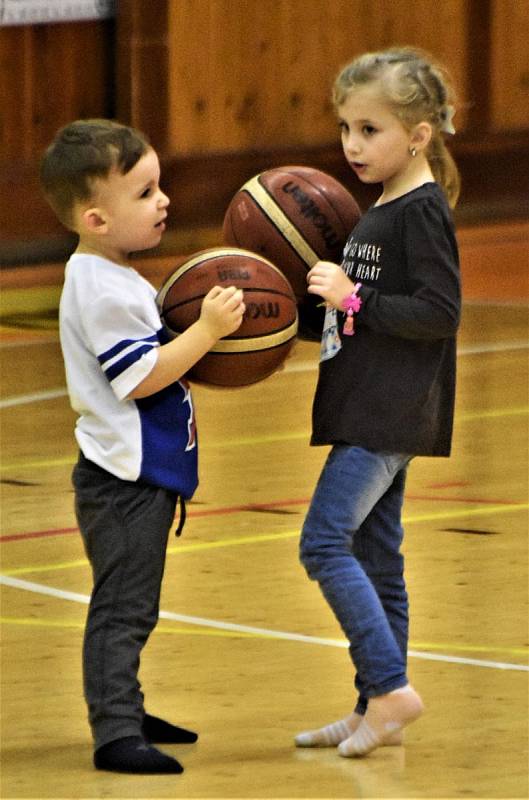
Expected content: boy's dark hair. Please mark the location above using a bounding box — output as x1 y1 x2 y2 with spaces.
40 119 150 230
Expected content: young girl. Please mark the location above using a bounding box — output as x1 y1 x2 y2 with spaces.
295 48 461 757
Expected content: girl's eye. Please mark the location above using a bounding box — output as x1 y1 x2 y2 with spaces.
338 121 349 134
362 125 376 136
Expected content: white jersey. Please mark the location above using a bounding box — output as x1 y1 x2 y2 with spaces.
59 253 198 496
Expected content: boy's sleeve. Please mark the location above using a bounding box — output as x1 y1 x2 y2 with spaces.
82 288 161 401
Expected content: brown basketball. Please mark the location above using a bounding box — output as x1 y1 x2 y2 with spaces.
223 166 361 339
222 166 361 338
156 247 298 387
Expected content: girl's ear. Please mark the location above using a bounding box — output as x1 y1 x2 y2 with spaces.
81 206 108 234
410 121 433 154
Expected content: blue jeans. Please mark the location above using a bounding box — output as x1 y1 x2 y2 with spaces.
300 445 412 712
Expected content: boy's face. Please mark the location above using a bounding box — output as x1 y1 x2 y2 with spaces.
87 147 169 258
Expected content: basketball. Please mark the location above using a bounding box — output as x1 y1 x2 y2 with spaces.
156 247 298 387
222 166 361 320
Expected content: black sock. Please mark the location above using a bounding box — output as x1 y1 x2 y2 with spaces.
142 713 198 744
94 735 184 774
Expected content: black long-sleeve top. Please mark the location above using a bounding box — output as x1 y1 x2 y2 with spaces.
311 182 461 456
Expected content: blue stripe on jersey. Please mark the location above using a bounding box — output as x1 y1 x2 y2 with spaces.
103 344 156 383
98 333 159 365
136 382 198 497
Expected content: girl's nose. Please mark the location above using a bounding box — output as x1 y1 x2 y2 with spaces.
344 134 360 157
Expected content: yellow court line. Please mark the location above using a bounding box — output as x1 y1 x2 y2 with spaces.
2 559 90 576
403 503 528 523
0 432 311 472
1 617 527 659
1 407 528 473
166 529 299 555
0 616 253 638
0 616 84 629
457 406 529 421
2 502 527 578
0 456 77 471
409 640 528 658
0 286 62 316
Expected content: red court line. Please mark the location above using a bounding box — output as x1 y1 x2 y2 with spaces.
0 494 521 543
1 527 78 542
405 494 516 505
0 499 310 542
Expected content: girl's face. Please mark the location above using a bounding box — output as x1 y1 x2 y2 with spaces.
337 86 418 194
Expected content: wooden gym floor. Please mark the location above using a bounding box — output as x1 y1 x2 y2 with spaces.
0 220 528 799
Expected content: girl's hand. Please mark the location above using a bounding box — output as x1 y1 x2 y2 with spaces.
199 285 245 340
307 261 356 309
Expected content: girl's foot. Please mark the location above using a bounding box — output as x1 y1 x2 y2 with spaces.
295 710 402 748
338 684 423 758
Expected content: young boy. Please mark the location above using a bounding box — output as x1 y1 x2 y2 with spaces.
40 119 245 774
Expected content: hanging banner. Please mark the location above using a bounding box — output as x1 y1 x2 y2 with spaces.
0 0 116 25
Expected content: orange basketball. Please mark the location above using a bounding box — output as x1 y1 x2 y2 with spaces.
222 166 361 338
223 165 362 299
156 247 298 387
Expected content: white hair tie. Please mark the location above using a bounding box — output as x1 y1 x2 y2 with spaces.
440 105 456 134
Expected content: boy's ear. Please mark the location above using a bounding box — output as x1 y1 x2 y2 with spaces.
81 206 108 234
410 121 432 153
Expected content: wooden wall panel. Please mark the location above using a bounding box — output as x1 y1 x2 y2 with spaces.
0 20 114 161
115 0 170 151
167 0 469 156
0 26 34 160
490 0 529 131
0 0 528 265
0 19 115 255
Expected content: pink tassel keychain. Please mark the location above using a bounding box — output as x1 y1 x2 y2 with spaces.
342 283 362 335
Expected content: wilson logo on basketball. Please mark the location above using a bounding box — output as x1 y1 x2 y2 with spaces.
281 181 342 250
244 301 280 320
217 268 251 281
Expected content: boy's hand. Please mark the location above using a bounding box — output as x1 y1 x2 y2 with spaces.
199 285 245 340
307 261 355 309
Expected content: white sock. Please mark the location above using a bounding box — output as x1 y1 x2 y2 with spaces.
338 685 423 758
295 710 403 748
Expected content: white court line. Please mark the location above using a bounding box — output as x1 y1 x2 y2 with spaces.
457 340 529 356
0 388 68 409
0 336 59 349
1 574 527 673
284 340 529 372
1 339 528 408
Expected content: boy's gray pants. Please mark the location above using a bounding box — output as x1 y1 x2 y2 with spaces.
73 453 178 750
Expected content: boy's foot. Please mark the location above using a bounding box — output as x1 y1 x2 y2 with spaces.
94 735 184 774
338 685 423 758
295 710 402 748
142 713 198 744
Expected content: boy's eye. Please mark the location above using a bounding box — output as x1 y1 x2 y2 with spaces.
140 187 151 198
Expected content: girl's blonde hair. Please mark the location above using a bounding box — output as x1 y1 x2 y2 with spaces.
333 47 460 208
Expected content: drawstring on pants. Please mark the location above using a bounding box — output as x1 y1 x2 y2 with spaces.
174 495 187 537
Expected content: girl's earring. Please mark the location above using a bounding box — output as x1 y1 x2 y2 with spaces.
409 146 417 157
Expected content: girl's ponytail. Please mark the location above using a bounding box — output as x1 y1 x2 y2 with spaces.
429 135 461 209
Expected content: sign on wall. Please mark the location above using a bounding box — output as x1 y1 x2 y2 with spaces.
0 0 116 25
